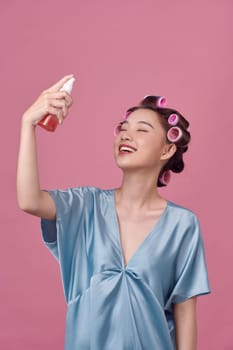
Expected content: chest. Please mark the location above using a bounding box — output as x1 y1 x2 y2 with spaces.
116 211 163 267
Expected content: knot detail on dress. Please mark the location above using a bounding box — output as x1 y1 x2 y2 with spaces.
100 266 141 280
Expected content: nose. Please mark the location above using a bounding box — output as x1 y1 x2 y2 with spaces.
120 129 133 141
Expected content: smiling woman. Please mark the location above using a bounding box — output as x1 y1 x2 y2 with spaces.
17 79 211 350
115 95 191 187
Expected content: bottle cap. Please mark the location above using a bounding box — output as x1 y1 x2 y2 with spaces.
60 77 75 94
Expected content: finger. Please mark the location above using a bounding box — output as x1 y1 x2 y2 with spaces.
47 74 74 92
64 94 73 107
49 98 67 110
52 91 73 107
43 91 73 107
51 100 68 118
62 105 69 118
57 108 64 124
49 97 72 115
41 91 72 110
44 106 62 120
33 106 61 126
46 107 63 124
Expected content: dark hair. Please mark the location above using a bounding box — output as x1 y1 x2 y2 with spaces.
126 98 191 187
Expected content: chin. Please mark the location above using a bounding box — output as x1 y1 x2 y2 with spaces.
115 159 144 172
115 157 133 169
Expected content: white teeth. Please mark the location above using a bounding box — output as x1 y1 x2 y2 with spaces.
120 146 135 152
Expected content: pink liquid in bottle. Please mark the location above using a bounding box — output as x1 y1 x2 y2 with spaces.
38 77 75 132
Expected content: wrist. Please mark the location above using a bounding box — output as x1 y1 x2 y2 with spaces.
21 119 37 134
21 114 37 129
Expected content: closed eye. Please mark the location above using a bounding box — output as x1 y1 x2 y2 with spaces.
120 128 149 132
137 129 149 132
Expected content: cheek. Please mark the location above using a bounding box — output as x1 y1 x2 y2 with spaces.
142 138 164 158
139 135 160 149
113 138 119 154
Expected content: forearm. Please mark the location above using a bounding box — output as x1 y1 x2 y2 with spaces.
16 75 73 218
174 297 197 350
17 118 42 212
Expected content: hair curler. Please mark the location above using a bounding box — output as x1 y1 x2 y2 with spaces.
159 170 171 185
142 95 167 108
167 127 182 143
38 77 75 132
124 111 132 119
156 96 167 107
168 113 179 126
114 123 121 136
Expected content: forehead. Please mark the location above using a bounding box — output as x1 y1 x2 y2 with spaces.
126 108 161 125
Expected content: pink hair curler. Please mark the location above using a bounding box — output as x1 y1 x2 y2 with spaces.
159 170 171 185
168 113 179 126
142 95 167 108
114 123 122 136
157 96 167 107
124 111 131 119
167 127 182 143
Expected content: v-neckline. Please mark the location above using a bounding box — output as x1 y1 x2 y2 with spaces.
111 189 170 269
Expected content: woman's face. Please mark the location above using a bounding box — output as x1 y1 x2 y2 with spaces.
114 108 170 172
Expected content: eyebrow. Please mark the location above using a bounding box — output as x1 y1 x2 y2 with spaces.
137 121 154 128
121 120 154 129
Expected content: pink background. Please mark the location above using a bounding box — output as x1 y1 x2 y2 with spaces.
0 0 232 349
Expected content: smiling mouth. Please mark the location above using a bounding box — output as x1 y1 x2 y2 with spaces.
119 145 137 154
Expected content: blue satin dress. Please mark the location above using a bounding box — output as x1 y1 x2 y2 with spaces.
41 187 211 350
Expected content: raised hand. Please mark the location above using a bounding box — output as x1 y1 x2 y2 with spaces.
22 74 74 127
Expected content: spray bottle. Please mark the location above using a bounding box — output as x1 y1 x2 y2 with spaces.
38 77 75 132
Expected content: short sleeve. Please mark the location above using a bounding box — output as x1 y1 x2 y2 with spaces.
40 187 94 302
166 214 211 308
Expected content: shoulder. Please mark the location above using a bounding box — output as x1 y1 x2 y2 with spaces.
53 186 114 203
167 200 199 222
166 200 201 238
47 186 114 202
47 186 114 219
165 202 207 259
69 187 114 214
69 186 113 197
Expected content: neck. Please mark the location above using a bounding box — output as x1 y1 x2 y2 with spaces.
115 170 165 210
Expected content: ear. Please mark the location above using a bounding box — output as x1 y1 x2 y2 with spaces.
160 143 177 161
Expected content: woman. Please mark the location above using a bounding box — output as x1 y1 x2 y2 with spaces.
17 75 211 349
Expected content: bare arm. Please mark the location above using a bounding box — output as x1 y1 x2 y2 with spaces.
174 297 197 350
17 75 74 219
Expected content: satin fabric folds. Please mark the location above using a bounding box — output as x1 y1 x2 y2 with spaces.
41 187 210 350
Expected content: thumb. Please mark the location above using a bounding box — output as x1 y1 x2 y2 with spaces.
47 74 75 92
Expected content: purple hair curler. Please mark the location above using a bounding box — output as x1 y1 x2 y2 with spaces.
159 170 171 185
167 127 182 143
168 113 179 126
